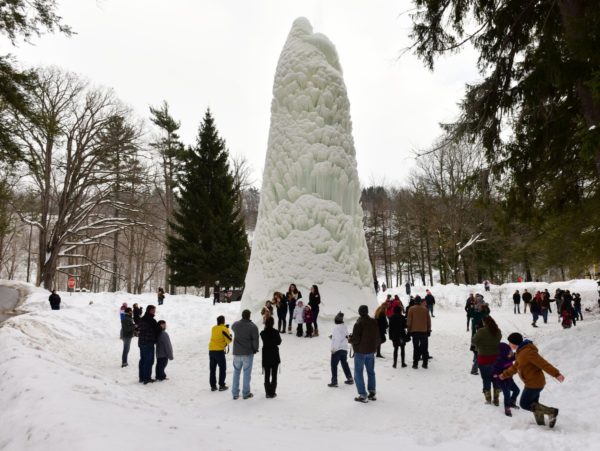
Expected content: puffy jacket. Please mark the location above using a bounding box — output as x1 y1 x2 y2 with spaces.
350 316 380 354
156 331 174 360
231 319 259 356
471 326 502 357
407 304 431 334
331 323 349 352
260 328 282 367
501 341 561 389
293 303 305 324
138 313 161 345
121 315 135 339
209 324 232 351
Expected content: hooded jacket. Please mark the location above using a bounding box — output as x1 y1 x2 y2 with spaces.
209 324 232 351
350 315 380 354
501 340 561 389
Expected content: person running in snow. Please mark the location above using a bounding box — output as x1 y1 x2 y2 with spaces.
157 287 165 306
209 315 232 392
260 316 281 398
293 300 305 337
48 289 61 310
512 290 521 314
308 285 321 337
138 305 161 384
425 289 436 317
374 302 388 358
328 312 354 387
303 304 314 338
500 333 565 428
492 342 521 417
388 305 408 368
471 316 502 405
231 310 259 400
274 292 288 333
522 289 532 314
286 284 301 334
121 307 135 368
350 305 380 403
407 297 431 369
155 320 173 381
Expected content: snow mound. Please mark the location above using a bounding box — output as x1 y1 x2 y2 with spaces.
242 18 374 317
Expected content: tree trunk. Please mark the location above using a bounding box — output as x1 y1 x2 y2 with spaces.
425 227 433 286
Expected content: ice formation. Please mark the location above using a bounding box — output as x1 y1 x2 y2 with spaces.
242 17 376 318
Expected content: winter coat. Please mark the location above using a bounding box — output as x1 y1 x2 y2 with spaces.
522 291 532 303
388 313 408 344
425 293 435 306
350 315 380 354
138 312 161 345
376 311 388 343
471 326 502 357
231 319 259 356
501 341 561 389
303 308 313 324
405 283 411 295
133 306 143 324
308 292 321 313
492 343 516 389
260 328 281 367
541 296 550 310
276 297 288 318
49 293 61 307
407 304 431 334
121 315 135 339
157 291 165 302
386 299 403 317
530 299 541 314
156 330 174 360
209 324 232 351
513 293 521 304
468 305 489 336
293 303 305 324
331 323 349 352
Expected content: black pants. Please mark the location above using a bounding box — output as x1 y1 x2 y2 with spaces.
412 333 429 365
264 364 279 386
296 324 303 337
138 344 155 382
305 323 313 337
312 309 319 330
156 357 168 380
393 341 405 366
209 350 227 388
277 316 286 332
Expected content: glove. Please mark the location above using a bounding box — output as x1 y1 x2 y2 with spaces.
427 331 431 337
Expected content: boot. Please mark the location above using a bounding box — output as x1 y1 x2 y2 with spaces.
265 382 271 398
314 329 319 337
493 389 500 406
470 362 479 375
504 407 512 417
483 390 492 405
534 403 559 428
531 403 546 425
271 382 277 398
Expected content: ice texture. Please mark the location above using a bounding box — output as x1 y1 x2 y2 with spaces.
242 18 375 318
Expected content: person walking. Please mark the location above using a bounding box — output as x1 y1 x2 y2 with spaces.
500 333 565 428
425 289 436 317
138 305 161 384
48 290 61 310
155 320 174 381
513 290 521 314
530 293 542 327
260 316 281 398
540 292 551 324
231 310 259 400
471 316 502 405
407 297 431 369
522 289 532 314
208 315 232 392
328 312 354 387
492 342 521 416
121 307 135 368
388 305 408 368
350 305 380 403
275 292 288 333
374 303 388 358
308 285 321 337
157 287 165 306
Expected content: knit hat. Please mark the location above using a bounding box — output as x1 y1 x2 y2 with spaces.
358 305 369 316
334 312 344 324
507 332 524 346
498 342 511 357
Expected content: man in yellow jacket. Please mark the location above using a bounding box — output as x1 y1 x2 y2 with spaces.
209 315 232 392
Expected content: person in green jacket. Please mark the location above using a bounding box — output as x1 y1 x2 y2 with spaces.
471 316 502 405
467 296 490 375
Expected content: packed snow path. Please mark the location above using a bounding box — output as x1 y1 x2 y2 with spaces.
0 281 598 450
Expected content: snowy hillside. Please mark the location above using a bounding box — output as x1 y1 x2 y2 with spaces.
0 280 599 450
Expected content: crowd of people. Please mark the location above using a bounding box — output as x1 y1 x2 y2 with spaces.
512 288 583 329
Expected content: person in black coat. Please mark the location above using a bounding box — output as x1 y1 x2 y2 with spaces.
308 285 321 337
388 306 408 368
138 305 161 384
48 290 61 310
260 316 282 398
274 292 288 333
513 290 521 314
374 303 388 358
286 284 301 334
121 307 135 367
132 303 143 325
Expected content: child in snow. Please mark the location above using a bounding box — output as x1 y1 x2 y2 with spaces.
294 300 305 337
261 301 273 324
493 342 521 416
303 305 313 338
328 312 354 387
156 320 174 381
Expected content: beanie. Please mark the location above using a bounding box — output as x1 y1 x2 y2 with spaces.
507 332 523 346
358 305 369 316
334 312 344 324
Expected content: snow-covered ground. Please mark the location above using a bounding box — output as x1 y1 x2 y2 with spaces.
0 279 598 451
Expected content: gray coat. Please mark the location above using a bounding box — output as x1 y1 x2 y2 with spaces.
231 319 259 356
156 331 174 360
121 315 135 339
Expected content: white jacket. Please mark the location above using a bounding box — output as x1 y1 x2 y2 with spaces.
331 323 349 352
294 303 305 324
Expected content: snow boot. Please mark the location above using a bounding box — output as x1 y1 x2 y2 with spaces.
218 385 228 392
354 396 368 403
401 362 407 368
271 382 277 398
314 329 319 337
265 383 271 398
470 362 479 375
493 389 500 406
534 403 558 428
328 382 338 388
344 379 354 385
368 391 377 401
531 403 546 425
504 407 512 417
483 390 492 405
412 362 418 369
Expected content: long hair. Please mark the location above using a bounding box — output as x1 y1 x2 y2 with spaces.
375 303 387 318
312 284 319 296
483 316 501 337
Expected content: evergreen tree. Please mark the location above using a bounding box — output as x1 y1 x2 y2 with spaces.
167 109 249 296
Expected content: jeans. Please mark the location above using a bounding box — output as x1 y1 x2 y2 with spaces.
209 350 227 388
411 332 429 365
478 363 495 391
532 312 539 323
575 306 583 320
520 387 543 411
331 350 353 384
524 302 529 313
277 316 286 332
156 357 168 380
138 343 155 382
427 304 434 316
122 337 132 364
541 308 548 323
514 303 520 314
354 353 376 397
500 379 520 407
232 354 254 398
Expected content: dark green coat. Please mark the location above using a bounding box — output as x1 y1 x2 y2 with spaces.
471 326 502 356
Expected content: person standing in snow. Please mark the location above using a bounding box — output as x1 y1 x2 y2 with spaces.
530 293 542 327
573 293 583 321
231 310 259 400
464 294 475 332
157 287 165 306
522 289 532 314
274 292 288 333
132 303 143 326
119 302 128 320
492 342 520 417
48 289 61 310
303 304 314 338
260 300 273 324
308 285 321 337
484 280 490 292
471 316 502 405
374 279 380 294
425 289 436 317
138 305 161 384
155 320 174 381
350 305 380 403
208 315 232 392
286 284 301 334
121 307 135 368
374 302 388 358
500 333 564 428
388 305 408 368
405 281 411 296
293 300 305 337
260 316 281 398
468 296 490 375
328 312 354 387
407 298 431 369
213 282 220 305
512 290 521 314
540 292 551 323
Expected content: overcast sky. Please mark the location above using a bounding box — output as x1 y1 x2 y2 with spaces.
8 0 480 188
